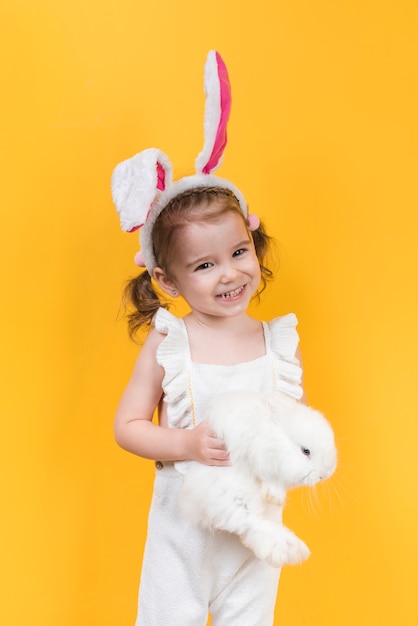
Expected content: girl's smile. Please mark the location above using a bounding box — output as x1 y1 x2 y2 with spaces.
215 285 246 300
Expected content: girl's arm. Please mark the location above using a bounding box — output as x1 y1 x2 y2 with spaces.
114 328 229 465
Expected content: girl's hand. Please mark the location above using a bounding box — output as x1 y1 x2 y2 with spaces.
187 422 230 466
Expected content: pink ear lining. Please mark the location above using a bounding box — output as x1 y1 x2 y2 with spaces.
202 52 231 174
156 161 166 191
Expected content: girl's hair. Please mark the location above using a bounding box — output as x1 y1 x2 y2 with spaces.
123 187 273 339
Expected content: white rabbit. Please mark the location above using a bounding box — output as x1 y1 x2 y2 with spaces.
179 390 337 568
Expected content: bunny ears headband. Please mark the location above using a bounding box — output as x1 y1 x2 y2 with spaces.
111 50 259 273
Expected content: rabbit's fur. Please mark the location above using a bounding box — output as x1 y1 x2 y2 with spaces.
179 390 337 568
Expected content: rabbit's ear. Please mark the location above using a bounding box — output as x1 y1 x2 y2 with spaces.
111 148 173 233
195 50 231 175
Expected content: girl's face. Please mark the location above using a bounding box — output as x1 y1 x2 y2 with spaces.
155 208 261 322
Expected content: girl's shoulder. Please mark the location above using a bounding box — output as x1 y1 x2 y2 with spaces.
152 307 190 371
151 309 191 419
265 313 303 399
264 313 300 360
133 309 182 366
153 307 185 335
265 312 298 332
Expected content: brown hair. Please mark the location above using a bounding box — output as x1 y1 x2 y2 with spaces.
123 187 273 339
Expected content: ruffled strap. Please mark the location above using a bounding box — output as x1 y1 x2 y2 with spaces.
154 308 193 429
266 313 303 400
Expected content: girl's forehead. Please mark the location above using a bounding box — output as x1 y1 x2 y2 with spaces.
182 211 247 240
170 212 250 264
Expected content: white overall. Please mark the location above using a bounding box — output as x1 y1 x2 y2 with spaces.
135 308 303 626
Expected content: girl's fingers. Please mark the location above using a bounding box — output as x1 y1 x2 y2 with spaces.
209 446 230 463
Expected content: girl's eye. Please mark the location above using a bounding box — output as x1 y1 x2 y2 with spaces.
301 447 311 457
195 262 212 271
233 248 246 257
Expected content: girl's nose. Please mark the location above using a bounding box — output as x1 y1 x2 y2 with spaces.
220 263 239 283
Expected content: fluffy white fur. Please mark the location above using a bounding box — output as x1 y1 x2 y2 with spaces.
179 390 337 568
111 148 173 234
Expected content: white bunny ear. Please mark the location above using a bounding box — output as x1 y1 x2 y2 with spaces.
111 148 173 232
195 50 231 175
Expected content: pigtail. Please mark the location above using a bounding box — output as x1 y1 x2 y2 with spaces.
123 270 168 339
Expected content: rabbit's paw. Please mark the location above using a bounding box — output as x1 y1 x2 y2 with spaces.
267 528 310 567
241 522 310 568
240 525 279 563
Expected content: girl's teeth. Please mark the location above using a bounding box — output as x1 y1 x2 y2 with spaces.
219 287 243 298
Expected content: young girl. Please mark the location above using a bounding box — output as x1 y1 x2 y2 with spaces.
112 52 303 626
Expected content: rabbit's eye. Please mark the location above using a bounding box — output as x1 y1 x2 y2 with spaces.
302 447 311 456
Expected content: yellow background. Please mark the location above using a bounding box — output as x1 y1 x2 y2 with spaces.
1 1 417 624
